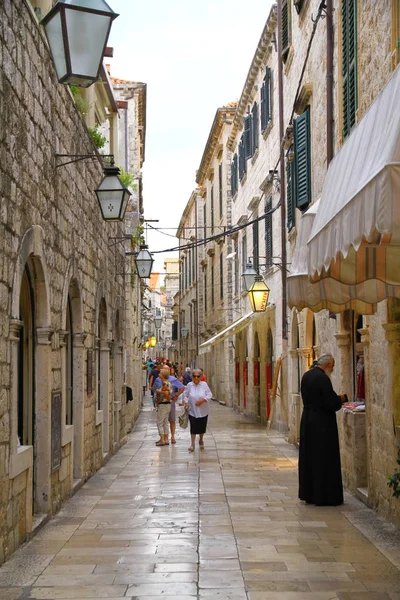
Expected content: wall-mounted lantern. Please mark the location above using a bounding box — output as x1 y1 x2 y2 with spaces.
42 0 118 87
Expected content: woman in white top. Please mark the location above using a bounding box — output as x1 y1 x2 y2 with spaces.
183 368 212 452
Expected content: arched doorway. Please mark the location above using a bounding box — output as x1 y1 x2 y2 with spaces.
266 328 274 421
18 265 36 509
242 336 249 410
253 333 261 419
113 307 123 445
96 297 109 454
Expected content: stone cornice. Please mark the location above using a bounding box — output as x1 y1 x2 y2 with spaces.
196 107 237 186
227 5 277 152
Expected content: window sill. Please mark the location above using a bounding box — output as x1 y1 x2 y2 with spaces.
288 225 297 244
9 445 33 479
284 46 295 76
240 173 247 186
251 148 259 166
262 121 273 140
62 424 74 447
96 409 103 426
114 401 122 412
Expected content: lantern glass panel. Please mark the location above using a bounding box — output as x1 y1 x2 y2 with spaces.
44 11 67 81
66 10 111 80
248 279 270 312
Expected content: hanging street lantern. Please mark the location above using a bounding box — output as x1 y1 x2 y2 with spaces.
41 0 118 88
144 341 150 349
135 245 154 278
149 336 157 347
242 260 257 292
95 165 131 221
248 274 270 313
181 326 188 338
154 314 163 329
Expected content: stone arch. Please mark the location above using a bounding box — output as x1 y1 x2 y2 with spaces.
253 332 261 418
11 226 51 327
9 225 52 519
94 284 110 455
60 258 85 479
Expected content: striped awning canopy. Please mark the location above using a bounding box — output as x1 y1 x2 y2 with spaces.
289 65 400 315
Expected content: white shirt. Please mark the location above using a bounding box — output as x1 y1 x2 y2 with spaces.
183 381 212 418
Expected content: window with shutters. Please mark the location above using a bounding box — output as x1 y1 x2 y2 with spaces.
294 0 305 15
238 136 247 181
218 163 223 218
260 68 272 132
265 198 273 268
211 260 215 308
342 0 358 139
231 154 238 196
251 103 259 154
211 186 214 233
203 203 207 239
241 233 247 291
220 252 224 300
192 245 195 282
282 0 292 63
252 220 259 272
234 238 239 297
244 113 252 159
294 106 311 211
286 147 295 231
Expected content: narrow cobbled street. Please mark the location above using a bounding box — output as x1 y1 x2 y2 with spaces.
1 395 400 600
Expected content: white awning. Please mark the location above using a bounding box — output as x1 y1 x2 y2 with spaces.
306 64 400 310
288 200 376 314
199 312 255 355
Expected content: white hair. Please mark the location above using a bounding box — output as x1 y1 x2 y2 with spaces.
317 353 334 366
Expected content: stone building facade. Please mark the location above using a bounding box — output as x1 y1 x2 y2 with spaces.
175 0 400 525
0 0 146 563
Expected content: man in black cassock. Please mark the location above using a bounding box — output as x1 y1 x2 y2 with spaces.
299 353 348 506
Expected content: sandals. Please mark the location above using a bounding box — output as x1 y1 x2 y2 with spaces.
188 446 194 452
156 441 167 446
171 438 176 444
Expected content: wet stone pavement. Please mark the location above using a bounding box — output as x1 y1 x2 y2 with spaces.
1 394 400 600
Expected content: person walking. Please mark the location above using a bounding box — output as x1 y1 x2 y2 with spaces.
165 365 185 444
183 368 212 452
299 353 348 506
148 362 161 408
183 367 192 385
153 368 173 446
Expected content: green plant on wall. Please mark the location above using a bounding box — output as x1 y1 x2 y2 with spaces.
118 168 135 189
387 445 400 498
69 85 91 115
88 126 107 150
131 224 145 249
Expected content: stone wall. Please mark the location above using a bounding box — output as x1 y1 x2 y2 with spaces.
0 0 135 563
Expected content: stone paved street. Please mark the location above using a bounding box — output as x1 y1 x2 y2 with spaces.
1 394 400 600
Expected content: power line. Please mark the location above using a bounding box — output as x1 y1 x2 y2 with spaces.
146 2 327 258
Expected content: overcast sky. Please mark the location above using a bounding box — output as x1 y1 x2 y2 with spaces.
108 0 274 271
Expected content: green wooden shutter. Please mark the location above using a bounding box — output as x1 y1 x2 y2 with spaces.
264 198 273 267
252 220 259 272
231 153 238 196
286 150 295 231
244 114 252 158
251 102 259 152
294 107 311 210
342 0 357 139
211 186 214 233
239 136 246 180
219 163 223 218
282 0 291 62
260 78 266 131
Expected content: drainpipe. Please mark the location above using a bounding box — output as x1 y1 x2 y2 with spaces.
195 194 199 358
326 0 334 166
277 0 288 341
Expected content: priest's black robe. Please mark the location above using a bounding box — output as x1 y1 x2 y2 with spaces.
299 366 344 506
